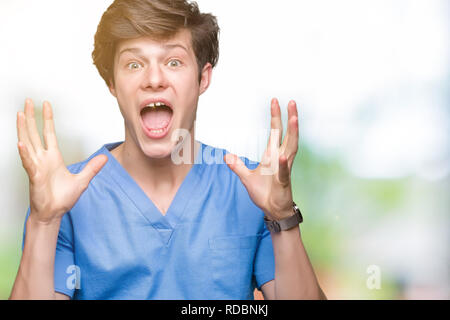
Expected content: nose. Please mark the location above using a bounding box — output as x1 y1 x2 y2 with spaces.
142 62 168 91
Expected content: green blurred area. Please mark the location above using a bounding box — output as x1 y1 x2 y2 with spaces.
290 145 446 299
0 239 21 300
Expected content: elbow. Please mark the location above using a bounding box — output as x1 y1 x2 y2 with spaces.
318 287 328 300
298 284 327 300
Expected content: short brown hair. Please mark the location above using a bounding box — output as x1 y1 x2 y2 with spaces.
92 0 220 87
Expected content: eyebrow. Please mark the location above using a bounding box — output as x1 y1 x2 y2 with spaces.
118 44 189 57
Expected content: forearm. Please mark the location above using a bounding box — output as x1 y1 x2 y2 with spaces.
271 226 326 300
9 214 61 300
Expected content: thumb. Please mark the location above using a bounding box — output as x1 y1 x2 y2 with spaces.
224 153 250 183
77 154 108 190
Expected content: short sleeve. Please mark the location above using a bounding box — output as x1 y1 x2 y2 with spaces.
22 207 76 298
253 223 275 290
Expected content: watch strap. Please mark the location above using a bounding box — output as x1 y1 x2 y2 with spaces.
264 202 303 233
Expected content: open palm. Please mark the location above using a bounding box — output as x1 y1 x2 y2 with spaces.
17 99 108 223
224 98 299 220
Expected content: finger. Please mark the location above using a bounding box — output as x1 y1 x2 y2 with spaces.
278 153 290 187
287 99 299 121
266 98 283 150
284 115 299 157
42 101 58 150
76 155 108 191
17 108 36 161
224 153 251 183
262 129 280 168
17 142 37 178
24 99 44 152
280 101 299 162
262 98 283 165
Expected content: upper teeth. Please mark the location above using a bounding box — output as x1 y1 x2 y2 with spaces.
146 102 165 108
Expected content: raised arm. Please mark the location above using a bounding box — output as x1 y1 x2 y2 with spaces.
225 98 326 299
9 99 107 300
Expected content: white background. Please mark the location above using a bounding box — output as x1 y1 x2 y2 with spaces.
1 0 448 174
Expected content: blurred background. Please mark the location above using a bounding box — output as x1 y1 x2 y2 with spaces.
0 0 448 299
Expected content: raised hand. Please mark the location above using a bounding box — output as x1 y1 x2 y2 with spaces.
224 98 299 221
17 99 108 224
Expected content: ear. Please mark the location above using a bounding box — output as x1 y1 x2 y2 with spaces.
199 63 212 96
108 79 117 98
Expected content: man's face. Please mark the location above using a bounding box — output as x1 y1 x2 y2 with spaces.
109 29 211 159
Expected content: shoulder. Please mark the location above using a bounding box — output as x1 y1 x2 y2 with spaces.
65 142 116 175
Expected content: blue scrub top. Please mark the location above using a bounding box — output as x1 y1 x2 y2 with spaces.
22 141 275 299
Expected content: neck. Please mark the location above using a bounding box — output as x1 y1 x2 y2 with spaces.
111 129 200 192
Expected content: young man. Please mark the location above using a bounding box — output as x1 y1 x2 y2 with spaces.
10 0 326 300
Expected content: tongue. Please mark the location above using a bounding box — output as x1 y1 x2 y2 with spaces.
142 108 172 130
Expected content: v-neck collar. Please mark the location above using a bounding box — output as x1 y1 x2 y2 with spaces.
100 140 205 246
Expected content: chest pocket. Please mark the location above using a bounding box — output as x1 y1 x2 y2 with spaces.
208 234 261 299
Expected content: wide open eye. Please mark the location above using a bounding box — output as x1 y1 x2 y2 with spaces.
168 59 182 67
127 62 142 70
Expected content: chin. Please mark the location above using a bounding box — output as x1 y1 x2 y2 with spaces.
140 139 177 160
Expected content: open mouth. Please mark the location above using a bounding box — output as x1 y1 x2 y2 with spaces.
140 102 174 137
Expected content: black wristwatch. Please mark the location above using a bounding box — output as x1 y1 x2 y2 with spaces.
264 202 303 233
